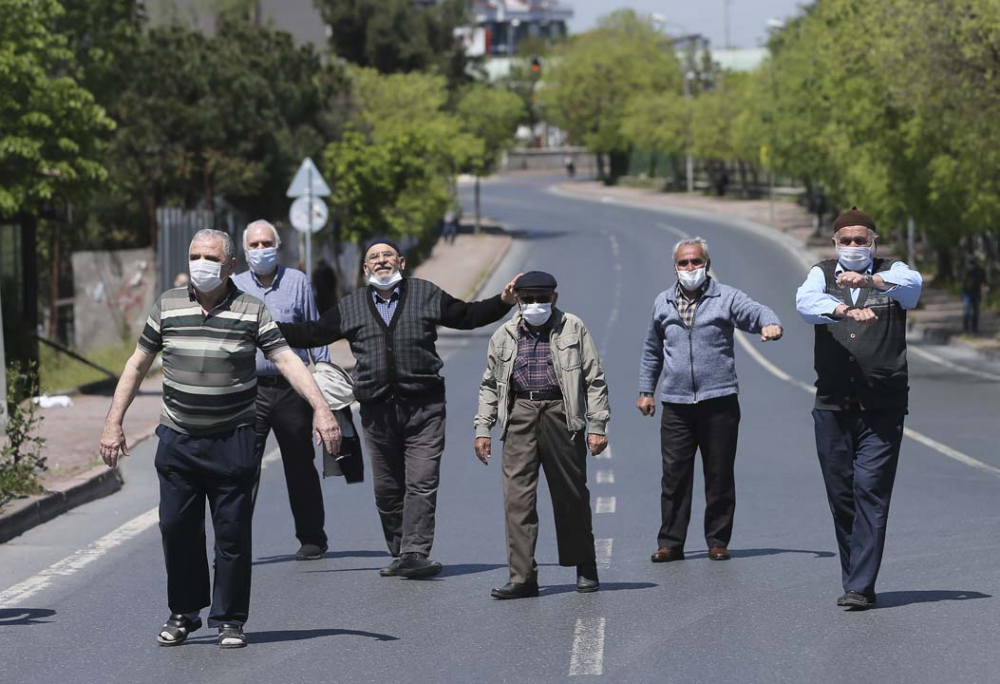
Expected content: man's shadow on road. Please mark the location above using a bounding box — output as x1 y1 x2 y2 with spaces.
539 582 658 597
253 550 389 566
186 628 398 645
684 548 836 560
873 590 991 609
0 608 56 626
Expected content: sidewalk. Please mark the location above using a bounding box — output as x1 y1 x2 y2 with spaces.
0 228 511 542
555 181 1000 356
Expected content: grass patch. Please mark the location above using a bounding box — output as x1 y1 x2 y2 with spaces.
38 340 136 394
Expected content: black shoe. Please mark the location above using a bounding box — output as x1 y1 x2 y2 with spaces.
838 591 876 610
218 623 246 649
396 553 443 579
490 581 540 600
380 557 402 577
157 613 202 647
295 543 328 561
576 563 600 593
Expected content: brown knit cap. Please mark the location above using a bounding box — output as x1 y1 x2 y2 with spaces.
833 206 877 233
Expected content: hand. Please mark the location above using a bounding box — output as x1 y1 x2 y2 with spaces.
475 437 492 465
761 325 783 342
845 307 879 325
636 395 656 417
313 408 343 456
836 271 868 289
587 434 608 456
99 422 129 468
500 274 524 305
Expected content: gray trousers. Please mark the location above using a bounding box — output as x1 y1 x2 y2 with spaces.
359 394 446 557
502 399 596 584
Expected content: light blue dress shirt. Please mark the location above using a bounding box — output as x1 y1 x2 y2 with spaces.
796 259 923 325
232 266 331 375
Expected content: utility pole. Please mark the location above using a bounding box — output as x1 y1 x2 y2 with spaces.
684 71 695 193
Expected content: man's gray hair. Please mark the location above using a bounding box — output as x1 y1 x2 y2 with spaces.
672 237 710 262
243 219 282 250
834 226 877 242
191 229 235 262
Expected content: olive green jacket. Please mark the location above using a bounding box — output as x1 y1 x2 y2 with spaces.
474 308 610 440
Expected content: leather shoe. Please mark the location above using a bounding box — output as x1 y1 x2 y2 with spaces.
396 553 443 579
576 563 600 593
651 547 685 563
708 546 730 561
490 581 540 600
837 591 876 610
379 557 402 577
295 543 328 561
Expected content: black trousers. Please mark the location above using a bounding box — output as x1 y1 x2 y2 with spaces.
254 379 326 547
813 408 904 597
658 395 741 550
359 393 446 557
154 425 258 627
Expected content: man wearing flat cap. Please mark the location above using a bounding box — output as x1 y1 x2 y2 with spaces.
474 271 610 599
796 207 922 610
279 237 521 579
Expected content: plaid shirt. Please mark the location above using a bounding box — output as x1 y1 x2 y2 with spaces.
675 280 708 328
372 286 401 325
512 319 560 392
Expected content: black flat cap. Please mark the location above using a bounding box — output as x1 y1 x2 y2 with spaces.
363 236 403 257
513 271 557 291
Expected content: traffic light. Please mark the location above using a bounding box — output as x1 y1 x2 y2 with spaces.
530 56 541 76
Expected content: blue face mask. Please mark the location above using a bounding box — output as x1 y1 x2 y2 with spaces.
247 247 278 275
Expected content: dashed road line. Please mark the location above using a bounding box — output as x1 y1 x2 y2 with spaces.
595 496 617 514
595 470 615 484
595 538 613 568
569 617 607 676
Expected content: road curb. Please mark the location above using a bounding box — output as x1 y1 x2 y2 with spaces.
0 465 124 544
464 234 513 300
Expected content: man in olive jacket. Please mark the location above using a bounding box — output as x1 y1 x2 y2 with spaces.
474 271 610 600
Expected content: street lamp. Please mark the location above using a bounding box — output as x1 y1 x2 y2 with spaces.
684 70 695 193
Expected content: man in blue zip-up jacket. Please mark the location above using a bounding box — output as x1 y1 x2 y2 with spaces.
637 237 783 564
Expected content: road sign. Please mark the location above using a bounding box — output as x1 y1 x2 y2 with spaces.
289 195 328 234
286 157 331 198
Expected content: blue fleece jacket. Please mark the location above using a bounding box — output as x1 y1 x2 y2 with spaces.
638 278 781 404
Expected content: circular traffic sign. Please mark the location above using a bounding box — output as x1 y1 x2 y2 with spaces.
289 196 328 234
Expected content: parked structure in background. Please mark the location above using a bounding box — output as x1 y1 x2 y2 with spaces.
471 1 573 55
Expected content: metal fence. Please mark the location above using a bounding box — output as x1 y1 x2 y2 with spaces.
155 207 243 295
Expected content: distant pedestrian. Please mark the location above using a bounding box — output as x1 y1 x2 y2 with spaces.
99 229 340 648
474 271 610 599
233 220 333 561
442 209 458 244
312 259 338 315
278 238 521 579
961 257 987 334
795 207 922 610
564 155 576 179
637 237 782 565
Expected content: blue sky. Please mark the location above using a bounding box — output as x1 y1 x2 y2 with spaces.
566 1 808 49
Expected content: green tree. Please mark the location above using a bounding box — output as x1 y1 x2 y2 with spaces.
456 85 525 230
540 9 683 183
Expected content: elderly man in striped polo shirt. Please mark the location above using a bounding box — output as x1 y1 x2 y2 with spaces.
99 229 341 650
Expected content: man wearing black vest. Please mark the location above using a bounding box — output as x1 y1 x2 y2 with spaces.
796 207 922 610
279 238 520 579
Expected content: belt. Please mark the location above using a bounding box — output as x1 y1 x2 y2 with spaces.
257 375 288 387
514 389 563 401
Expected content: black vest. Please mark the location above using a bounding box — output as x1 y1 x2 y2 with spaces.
813 258 909 411
338 278 445 402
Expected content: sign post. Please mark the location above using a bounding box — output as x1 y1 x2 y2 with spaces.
286 157 331 282
0 284 7 428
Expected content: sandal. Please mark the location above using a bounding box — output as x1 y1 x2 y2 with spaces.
157 613 202 647
218 623 246 649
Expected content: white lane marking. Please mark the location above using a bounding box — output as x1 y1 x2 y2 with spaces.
599 232 624 356
569 617 607 676
595 496 617 514
595 470 615 484
595 538 613 568
734 332 1000 477
909 345 1000 382
595 444 612 460
658 222 691 239
0 448 282 608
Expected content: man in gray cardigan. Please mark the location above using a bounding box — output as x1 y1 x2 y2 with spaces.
637 237 783 563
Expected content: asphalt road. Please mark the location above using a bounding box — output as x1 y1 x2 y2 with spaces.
2 175 999 683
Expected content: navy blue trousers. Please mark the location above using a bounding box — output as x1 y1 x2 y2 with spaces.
154 425 259 627
813 408 904 597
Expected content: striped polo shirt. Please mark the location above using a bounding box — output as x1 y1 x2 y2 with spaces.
137 282 290 435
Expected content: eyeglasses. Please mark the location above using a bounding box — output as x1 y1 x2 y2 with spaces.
675 258 705 267
836 236 872 246
519 295 553 304
366 250 399 263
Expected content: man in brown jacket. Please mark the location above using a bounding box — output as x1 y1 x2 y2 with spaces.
474 271 610 599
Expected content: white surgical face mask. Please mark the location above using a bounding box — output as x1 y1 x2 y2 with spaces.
677 267 707 291
368 270 403 289
521 303 552 327
836 245 873 272
189 258 224 293
247 247 278 275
